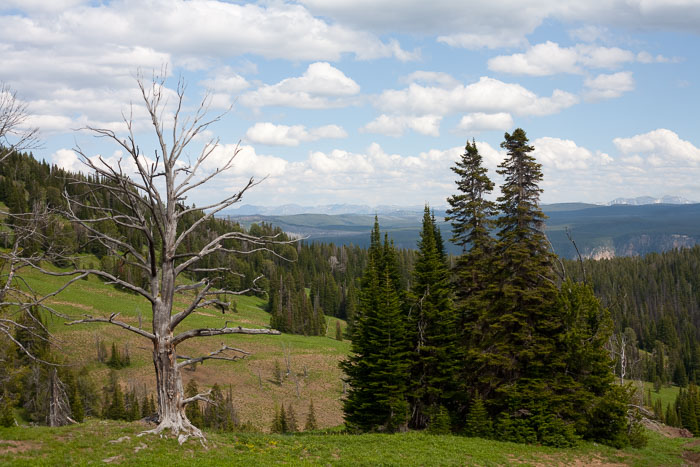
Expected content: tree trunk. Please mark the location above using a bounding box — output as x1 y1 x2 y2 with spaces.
144 297 204 444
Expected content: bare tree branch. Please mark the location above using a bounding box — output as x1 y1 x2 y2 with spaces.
0 82 40 162
173 326 280 346
65 313 156 340
176 344 250 369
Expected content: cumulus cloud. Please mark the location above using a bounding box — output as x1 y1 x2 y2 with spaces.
376 76 578 117
199 67 250 106
361 114 442 137
51 148 83 174
584 71 635 100
5 1 413 62
533 137 613 170
245 122 347 146
401 71 460 89
0 1 415 135
300 0 700 44
613 129 700 166
456 113 514 133
240 62 360 109
488 41 639 76
568 25 610 43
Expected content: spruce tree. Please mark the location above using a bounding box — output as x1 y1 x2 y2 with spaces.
286 403 298 433
271 405 283 433
185 380 203 427
304 400 317 431
107 380 127 420
407 206 459 429
279 404 289 433
127 388 140 421
0 392 15 427
464 396 492 438
340 219 410 432
472 128 560 411
71 385 84 423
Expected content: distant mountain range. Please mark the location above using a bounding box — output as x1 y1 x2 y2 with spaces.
224 195 696 217
606 195 695 206
225 203 428 216
221 197 700 259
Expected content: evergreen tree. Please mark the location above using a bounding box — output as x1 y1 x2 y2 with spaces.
446 139 497 331
304 400 317 431
127 388 139 421
278 404 288 433
107 379 126 420
286 403 298 433
344 281 358 338
0 392 15 427
426 405 451 434
464 396 492 438
271 405 284 433
407 206 459 429
340 219 410 432
471 129 560 413
185 380 203 427
71 384 84 423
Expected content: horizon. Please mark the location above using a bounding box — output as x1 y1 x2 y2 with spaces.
1 1 699 207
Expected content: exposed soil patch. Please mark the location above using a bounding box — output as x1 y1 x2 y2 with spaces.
0 440 40 454
683 450 700 466
642 418 693 438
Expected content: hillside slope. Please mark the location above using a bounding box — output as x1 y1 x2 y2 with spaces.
27 265 349 432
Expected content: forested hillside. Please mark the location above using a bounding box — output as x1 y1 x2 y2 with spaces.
566 247 700 387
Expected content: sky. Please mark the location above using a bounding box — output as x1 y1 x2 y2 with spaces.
1 0 700 208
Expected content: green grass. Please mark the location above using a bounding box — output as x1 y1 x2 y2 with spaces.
0 419 696 466
644 381 681 408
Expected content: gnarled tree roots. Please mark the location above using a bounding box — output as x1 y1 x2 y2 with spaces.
138 418 207 447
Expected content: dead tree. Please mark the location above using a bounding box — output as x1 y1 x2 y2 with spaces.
35 72 287 443
0 84 50 361
0 82 39 162
0 204 82 363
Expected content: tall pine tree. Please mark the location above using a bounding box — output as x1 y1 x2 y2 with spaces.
407 206 459 429
340 218 410 432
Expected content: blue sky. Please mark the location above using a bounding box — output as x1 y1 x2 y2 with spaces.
1 0 699 208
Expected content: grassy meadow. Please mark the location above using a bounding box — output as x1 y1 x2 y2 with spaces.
1 418 699 466
22 262 350 431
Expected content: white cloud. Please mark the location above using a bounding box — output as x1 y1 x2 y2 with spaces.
568 25 610 43
0 1 415 136
308 149 375 174
613 129 700 166
533 137 612 170
401 71 460 89
376 76 578 117
584 71 635 100
456 113 514 132
636 51 677 64
488 42 580 76
300 0 700 42
362 115 442 137
437 32 527 50
240 62 360 109
202 144 288 178
42 1 412 62
488 41 637 76
245 122 347 146
51 148 83 173
200 68 250 94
